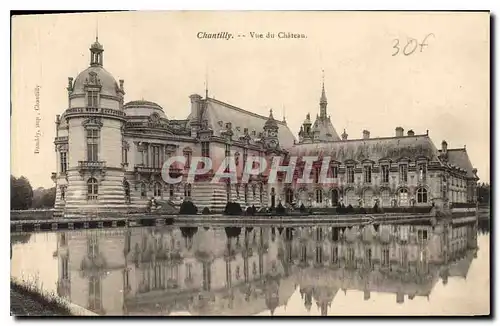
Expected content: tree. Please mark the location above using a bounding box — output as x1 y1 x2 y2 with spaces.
478 183 490 205
11 175 33 210
32 187 56 209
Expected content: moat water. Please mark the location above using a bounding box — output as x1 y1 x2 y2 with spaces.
10 220 490 316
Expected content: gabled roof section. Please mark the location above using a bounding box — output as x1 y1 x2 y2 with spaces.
312 117 341 142
288 134 441 163
201 97 297 148
442 148 477 178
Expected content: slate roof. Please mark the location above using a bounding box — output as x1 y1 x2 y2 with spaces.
288 134 441 163
443 148 477 178
312 116 341 142
201 98 297 148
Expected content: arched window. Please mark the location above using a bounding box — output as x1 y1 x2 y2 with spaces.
315 189 323 203
345 189 356 206
244 184 248 203
184 184 192 198
286 188 294 204
259 183 264 203
417 188 428 203
154 183 162 197
140 183 147 198
169 184 175 198
252 184 256 199
87 178 98 200
331 189 339 206
363 189 374 207
399 188 409 206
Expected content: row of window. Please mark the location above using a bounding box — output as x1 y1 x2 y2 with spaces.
299 246 429 267
294 187 429 206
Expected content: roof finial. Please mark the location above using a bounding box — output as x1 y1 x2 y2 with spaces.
205 65 209 99
96 17 99 42
282 105 286 123
320 69 327 117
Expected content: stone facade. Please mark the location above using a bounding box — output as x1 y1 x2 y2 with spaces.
53 39 480 216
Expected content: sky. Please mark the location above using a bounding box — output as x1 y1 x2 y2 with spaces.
11 11 490 188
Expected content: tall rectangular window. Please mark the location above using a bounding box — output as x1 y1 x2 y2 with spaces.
331 166 338 178
314 166 320 183
382 248 390 267
62 256 69 280
364 166 372 183
86 129 99 162
184 151 192 168
152 146 160 168
201 141 210 158
60 152 67 173
122 147 128 165
331 247 338 264
347 166 355 183
87 91 99 108
381 165 389 183
399 164 408 183
418 163 427 181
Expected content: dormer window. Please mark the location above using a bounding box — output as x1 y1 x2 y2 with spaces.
87 90 99 108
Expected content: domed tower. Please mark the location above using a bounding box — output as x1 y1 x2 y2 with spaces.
54 37 127 216
263 109 280 150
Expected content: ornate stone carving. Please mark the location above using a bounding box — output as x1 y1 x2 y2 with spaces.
82 117 103 129
84 71 101 87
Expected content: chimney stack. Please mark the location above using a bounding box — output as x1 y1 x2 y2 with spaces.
189 94 203 120
407 129 415 136
362 130 370 139
442 140 448 154
395 127 404 137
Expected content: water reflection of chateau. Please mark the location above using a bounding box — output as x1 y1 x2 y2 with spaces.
55 221 478 316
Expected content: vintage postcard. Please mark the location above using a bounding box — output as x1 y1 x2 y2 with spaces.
10 11 490 317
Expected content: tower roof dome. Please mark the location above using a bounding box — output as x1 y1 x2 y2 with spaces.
72 65 120 98
264 108 279 129
71 38 121 98
124 100 167 118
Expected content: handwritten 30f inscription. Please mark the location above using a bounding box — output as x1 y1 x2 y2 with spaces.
392 33 435 56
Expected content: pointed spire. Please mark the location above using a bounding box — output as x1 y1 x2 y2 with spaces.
319 69 328 118
205 66 209 99
321 70 327 100
269 108 274 119
282 105 286 124
90 28 104 67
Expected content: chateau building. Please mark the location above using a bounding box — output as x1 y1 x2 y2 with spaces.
54 222 478 315
52 39 480 215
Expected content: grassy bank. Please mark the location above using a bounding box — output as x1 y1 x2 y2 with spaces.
10 278 73 316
